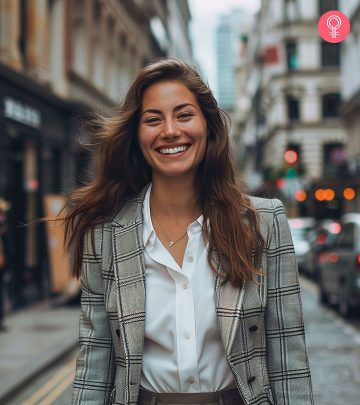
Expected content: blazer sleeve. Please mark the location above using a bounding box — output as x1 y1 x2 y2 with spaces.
265 199 314 404
72 225 116 404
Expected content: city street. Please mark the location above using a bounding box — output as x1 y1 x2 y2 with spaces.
5 275 360 404
301 276 360 404
1 0 360 404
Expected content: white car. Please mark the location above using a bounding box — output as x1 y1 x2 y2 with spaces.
288 217 316 273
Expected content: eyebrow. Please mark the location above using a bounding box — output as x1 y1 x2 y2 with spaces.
141 103 195 115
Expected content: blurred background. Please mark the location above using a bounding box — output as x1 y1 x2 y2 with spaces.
0 0 360 404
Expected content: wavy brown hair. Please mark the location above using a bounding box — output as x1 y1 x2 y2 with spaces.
51 58 265 288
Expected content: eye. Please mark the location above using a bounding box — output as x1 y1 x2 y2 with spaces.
144 116 161 124
178 112 192 120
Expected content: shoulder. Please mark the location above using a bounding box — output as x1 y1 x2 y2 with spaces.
247 195 284 214
246 195 287 240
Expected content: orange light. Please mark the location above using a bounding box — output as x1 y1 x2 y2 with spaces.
325 189 335 201
284 150 298 164
295 189 307 201
315 189 326 201
343 187 355 200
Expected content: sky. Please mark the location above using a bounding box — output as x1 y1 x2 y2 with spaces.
188 0 261 96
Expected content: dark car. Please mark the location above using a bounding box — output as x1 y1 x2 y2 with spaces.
305 220 341 281
318 213 360 318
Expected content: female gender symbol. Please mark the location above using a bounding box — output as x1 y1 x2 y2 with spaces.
327 15 342 38
318 10 350 43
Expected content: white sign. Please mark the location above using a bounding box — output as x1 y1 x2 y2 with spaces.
3 96 41 128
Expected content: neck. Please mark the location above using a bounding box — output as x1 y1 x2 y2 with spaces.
150 175 201 221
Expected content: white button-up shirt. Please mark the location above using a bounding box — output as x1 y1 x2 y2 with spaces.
140 183 236 393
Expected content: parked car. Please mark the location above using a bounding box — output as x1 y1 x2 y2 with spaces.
305 219 341 281
288 217 316 273
318 213 360 318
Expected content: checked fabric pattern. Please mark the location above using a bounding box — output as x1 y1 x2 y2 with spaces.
72 183 314 405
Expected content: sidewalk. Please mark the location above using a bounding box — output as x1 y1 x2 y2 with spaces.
0 301 80 403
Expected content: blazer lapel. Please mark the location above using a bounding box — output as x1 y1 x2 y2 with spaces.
111 184 150 363
213 254 247 357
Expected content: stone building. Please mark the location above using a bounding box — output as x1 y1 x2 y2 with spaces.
0 0 193 309
235 0 348 217
340 0 360 211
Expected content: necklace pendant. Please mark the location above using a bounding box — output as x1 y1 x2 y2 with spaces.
169 241 175 247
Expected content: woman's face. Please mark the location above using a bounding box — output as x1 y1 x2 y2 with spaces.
138 80 208 181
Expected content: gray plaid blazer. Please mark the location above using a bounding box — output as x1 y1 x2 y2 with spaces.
72 183 314 405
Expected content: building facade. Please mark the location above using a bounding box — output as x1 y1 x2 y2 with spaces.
0 0 193 310
235 0 348 218
340 0 360 211
216 9 249 113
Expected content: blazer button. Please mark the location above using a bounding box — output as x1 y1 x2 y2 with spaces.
247 376 256 384
116 329 120 337
249 325 258 332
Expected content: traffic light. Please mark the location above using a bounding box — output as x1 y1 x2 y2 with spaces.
284 149 298 164
284 144 300 178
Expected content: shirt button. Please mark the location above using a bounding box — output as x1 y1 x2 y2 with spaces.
187 256 194 262
185 333 191 339
187 376 195 384
183 283 188 289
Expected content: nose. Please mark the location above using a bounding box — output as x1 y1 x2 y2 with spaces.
161 118 181 138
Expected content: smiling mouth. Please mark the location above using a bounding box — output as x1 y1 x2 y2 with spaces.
156 144 191 156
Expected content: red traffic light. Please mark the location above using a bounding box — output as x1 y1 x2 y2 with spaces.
284 149 298 164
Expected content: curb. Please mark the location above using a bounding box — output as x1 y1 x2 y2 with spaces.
0 341 78 404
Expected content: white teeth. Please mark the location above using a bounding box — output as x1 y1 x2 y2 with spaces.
158 145 189 155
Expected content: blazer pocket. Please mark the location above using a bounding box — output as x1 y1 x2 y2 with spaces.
263 384 275 405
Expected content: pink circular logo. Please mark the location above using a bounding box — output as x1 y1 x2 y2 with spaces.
318 10 350 43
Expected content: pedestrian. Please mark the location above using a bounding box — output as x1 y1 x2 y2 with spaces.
64 59 313 404
0 198 11 332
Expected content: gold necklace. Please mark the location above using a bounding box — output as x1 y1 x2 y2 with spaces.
151 209 188 248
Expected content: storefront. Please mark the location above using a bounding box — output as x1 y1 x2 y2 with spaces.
0 63 82 310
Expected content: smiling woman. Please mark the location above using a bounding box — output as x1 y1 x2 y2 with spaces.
43 58 314 404
138 81 208 181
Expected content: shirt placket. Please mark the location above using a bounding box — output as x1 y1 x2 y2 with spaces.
172 227 200 391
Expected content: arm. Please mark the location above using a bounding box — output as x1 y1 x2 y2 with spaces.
72 226 116 404
265 199 314 404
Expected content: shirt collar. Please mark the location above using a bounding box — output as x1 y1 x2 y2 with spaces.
143 183 155 248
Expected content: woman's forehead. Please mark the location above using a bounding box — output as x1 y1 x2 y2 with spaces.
141 80 198 110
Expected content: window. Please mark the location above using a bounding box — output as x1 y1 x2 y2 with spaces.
287 95 300 121
322 93 340 118
323 143 346 177
319 0 338 15
321 42 340 67
286 41 298 70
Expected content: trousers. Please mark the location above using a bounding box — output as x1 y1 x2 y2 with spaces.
137 386 244 405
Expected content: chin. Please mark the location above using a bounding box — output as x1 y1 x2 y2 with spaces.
156 168 195 179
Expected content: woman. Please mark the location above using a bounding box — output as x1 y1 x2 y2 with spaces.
67 59 313 404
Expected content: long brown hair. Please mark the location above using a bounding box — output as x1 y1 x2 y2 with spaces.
53 58 265 288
